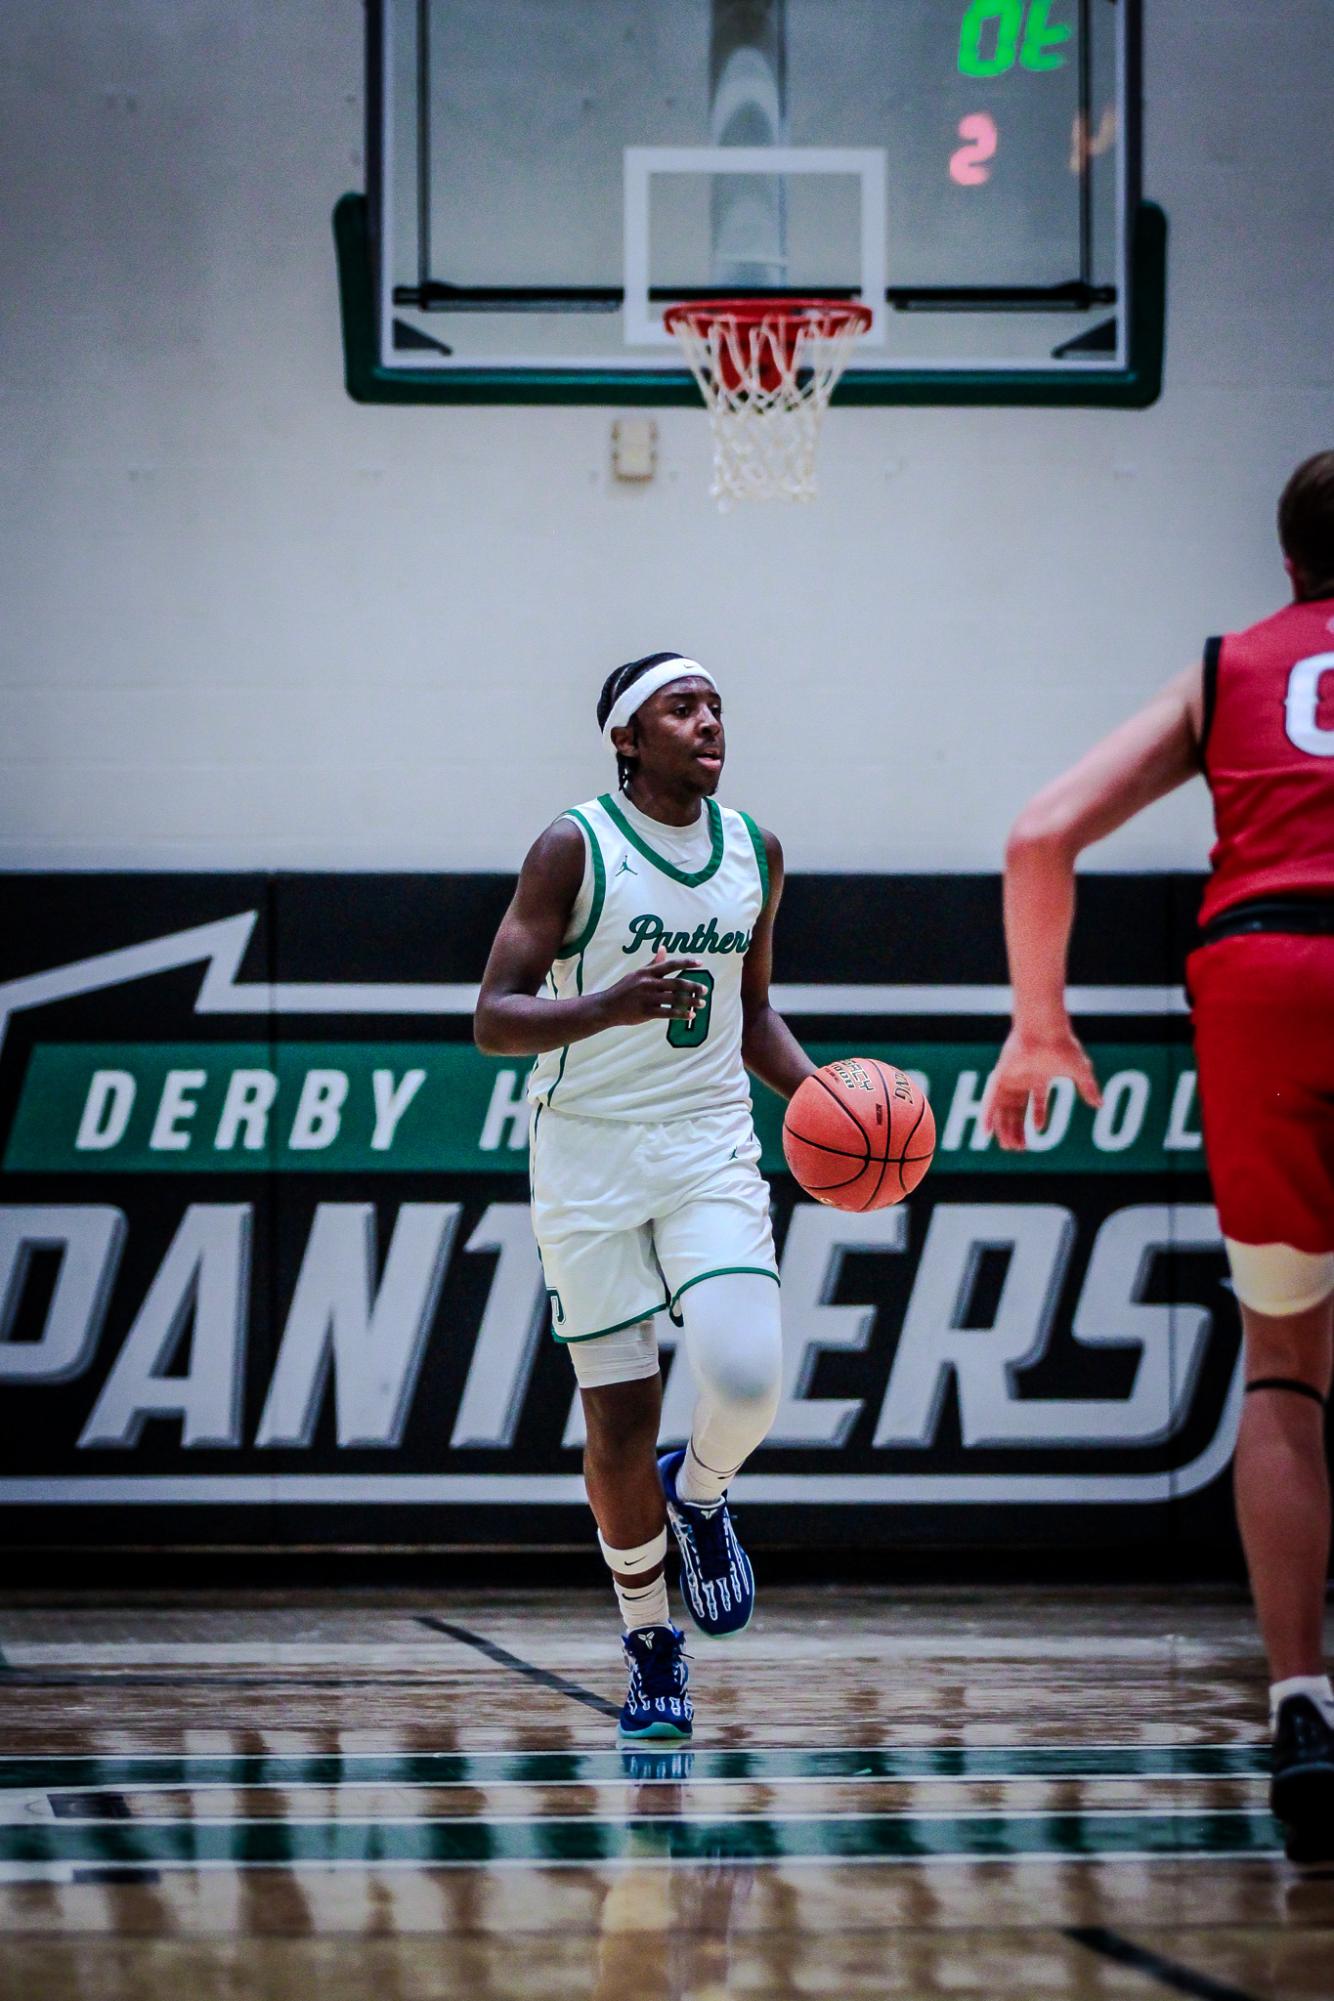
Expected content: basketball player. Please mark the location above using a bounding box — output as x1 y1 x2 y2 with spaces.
474 653 815 1739
984 452 1334 1855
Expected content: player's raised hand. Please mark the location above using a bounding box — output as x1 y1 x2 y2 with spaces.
982 1024 1102 1151
597 948 708 1028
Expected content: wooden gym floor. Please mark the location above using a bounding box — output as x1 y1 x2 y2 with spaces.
0 1584 1330 2000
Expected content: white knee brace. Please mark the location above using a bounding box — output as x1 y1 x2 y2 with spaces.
1226 1239 1334 1318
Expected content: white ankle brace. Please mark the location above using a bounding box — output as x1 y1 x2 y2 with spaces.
614 1572 671 1633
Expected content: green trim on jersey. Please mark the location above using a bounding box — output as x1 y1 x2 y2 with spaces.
541 809 605 1109
670 1265 780 1311
598 792 726 888
553 1301 668 1344
738 811 770 908
560 807 606 956
542 954 583 1108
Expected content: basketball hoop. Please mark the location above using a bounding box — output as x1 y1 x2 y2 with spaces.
665 297 872 508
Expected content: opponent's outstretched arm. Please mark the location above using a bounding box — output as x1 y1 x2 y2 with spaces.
473 819 708 1058
741 829 818 1101
984 664 1204 1150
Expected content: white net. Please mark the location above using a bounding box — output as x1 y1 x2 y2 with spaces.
666 300 871 508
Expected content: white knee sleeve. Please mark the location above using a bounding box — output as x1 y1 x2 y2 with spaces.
565 1317 660 1389
679 1272 783 1481
1226 1240 1334 1318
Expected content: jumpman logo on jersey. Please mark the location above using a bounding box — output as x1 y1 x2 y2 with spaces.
615 855 638 878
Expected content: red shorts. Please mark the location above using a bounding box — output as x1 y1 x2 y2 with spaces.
1187 932 1334 1255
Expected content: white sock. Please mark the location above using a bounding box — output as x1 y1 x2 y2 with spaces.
675 1438 731 1507
615 1572 670 1632
1269 1673 1334 1729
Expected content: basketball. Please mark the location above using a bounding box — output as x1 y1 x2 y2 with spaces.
782 1058 935 1211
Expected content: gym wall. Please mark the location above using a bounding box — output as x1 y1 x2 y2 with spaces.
1 0 1331 873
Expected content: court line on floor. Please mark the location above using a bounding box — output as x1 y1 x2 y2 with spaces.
0 1809 1284 1872
7 1643 551 1665
0 1635 1255 1662
1067 1926 1262 2001
0 1849 1286 1885
0 1746 1272 1792
0 1672 475 1690
0 1778 1272 1826
416 1616 620 1720
14 1806 1277 1829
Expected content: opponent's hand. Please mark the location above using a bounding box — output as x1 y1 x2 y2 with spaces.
596 949 709 1029
982 1023 1102 1151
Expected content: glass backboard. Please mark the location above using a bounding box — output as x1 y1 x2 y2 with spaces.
339 0 1162 404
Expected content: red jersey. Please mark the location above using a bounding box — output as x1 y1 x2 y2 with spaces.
1198 595 1334 928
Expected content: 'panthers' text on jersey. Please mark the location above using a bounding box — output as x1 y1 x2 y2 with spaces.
527 792 769 1121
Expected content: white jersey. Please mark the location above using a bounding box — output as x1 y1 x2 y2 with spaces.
528 791 769 1121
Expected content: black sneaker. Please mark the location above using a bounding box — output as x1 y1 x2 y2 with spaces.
1271 1694 1334 1862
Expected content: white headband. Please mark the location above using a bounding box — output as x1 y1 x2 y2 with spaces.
602 658 717 743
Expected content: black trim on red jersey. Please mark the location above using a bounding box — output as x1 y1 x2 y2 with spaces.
1197 635 1223 774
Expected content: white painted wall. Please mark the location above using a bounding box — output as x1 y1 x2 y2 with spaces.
1 1 1330 871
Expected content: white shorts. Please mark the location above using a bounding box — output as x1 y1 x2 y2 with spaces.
529 1100 778 1346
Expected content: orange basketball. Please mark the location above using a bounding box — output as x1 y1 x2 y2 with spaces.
782 1058 935 1211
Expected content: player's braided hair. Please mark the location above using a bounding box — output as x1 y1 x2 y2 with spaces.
597 652 689 792
1278 451 1334 600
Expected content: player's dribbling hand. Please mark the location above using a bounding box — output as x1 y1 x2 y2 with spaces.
982 1024 1103 1151
596 949 709 1028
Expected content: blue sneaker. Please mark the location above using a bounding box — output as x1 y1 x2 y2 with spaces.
659 1448 755 1639
617 1624 693 1740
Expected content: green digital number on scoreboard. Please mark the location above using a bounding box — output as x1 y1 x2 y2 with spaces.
958 0 1072 78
